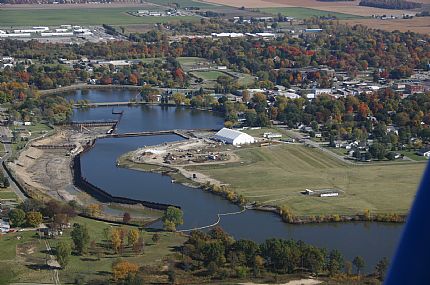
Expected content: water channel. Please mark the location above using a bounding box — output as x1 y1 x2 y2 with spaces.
65 89 405 272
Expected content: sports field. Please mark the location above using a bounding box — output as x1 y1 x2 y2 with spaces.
0 8 199 26
187 144 426 216
191 70 231 81
261 7 362 20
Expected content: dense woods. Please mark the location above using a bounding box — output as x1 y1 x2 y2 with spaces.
359 0 422 9
177 227 389 281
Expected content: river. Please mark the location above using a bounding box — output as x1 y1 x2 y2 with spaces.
68 89 404 272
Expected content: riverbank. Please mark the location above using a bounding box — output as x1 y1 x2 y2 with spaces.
39 83 198 96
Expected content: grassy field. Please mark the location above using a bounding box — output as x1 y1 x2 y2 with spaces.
242 127 293 139
191 70 231 81
0 8 199 26
0 190 18 200
145 0 219 8
236 73 256 87
187 144 426 216
260 7 363 20
0 216 186 284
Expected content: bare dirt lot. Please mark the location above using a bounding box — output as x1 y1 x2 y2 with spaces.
341 17 430 34
9 126 108 203
203 0 419 16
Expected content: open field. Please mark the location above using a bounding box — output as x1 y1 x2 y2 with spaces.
340 17 430 34
190 70 231 81
146 0 220 8
0 7 199 26
261 7 362 19
187 144 426 216
0 190 18 200
203 0 419 16
0 216 186 284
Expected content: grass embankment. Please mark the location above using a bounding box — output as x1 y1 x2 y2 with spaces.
0 216 186 284
260 7 363 20
187 144 425 216
0 8 199 26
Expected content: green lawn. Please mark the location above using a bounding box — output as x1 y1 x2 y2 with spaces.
187 144 425 216
260 7 363 20
0 8 199 26
398 150 429 162
0 216 186 284
236 73 256 87
190 70 231 81
242 127 292 139
0 191 18 200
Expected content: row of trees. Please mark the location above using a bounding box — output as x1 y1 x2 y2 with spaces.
8 199 77 228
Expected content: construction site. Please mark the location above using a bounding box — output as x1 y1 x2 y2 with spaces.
8 124 110 203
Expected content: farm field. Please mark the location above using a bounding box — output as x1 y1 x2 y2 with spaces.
187 144 425 216
340 17 430 34
203 0 418 16
0 216 186 284
261 7 362 19
0 8 199 26
190 70 231 81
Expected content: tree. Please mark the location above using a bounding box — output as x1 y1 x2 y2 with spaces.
352 256 365 275
87 204 103 217
26 211 43 227
56 241 71 269
369 142 387 160
71 223 90 255
162 207 183 231
202 241 226 266
133 236 145 255
172 93 186 106
112 259 139 281
8 208 26 227
375 257 389 281
123 212 131 223
152 233 160 244
328 249 344 276
128 228 140 247
111 227 124 254
344 260 353 276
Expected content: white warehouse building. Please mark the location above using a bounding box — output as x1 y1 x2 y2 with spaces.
214 128 255 146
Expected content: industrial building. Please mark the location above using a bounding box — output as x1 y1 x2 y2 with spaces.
214 128 255 146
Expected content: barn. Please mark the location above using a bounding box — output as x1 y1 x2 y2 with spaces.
214 128 255 146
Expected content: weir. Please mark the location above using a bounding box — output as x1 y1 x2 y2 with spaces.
104 128 219 139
